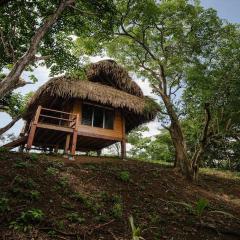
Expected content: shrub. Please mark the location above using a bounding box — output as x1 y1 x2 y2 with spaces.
14 161 31 169
195 198 209 217
118 171 130 182
111 203 123 219
111 194 122 204
58 176 69 188
46 167 59 176
66 212 85 223
29 190 40 201
25 178 38 189
19 209 44 224
29 153 38 161
0 197 10 213
0 147 8 153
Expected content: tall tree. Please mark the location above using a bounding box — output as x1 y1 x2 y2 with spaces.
183 23 240 171
0 0 115 98
103 0 235 180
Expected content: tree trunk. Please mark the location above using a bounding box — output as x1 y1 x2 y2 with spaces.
0 115 21 136
161 93 193 179
0 0 74 99
191 103 211 181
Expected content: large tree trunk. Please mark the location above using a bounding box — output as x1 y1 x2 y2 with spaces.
0 115 21 136
0 0 74 99
161 93 193 179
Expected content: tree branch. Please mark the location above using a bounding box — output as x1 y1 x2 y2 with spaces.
0 0 75 99
34 55 51 61
0 115 21 136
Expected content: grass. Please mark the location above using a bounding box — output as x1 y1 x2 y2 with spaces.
0 152 240 240
200 167 240 180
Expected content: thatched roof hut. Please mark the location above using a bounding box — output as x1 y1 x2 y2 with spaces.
21 60 159 157
24 60 159 133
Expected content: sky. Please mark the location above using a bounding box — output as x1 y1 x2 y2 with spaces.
1 0 240 144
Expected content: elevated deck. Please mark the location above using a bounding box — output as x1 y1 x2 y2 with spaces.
24 106 126 158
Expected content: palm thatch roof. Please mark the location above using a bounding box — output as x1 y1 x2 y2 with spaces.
86 59 143 97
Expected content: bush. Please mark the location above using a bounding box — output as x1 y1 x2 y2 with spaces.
0 147 8 153
0 197 10 213
195 198 209 217
111 203 123 219
46 167 59 176
29 153 38 161
29 190 40 201
118 171 130 182
14 161 31 169
66 212 85 223
19 209 44 224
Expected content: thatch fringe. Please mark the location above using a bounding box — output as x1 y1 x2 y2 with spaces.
25 76 147 115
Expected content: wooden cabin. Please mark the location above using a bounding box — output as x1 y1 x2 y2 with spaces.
20 60 158 158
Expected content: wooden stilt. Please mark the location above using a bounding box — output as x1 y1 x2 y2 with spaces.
121 113 126 159
64 134 71 154
97 149 102 157
71 130 78 155
26 105 42 150
54 145 59 153
70 113 79 156
121 140 126 159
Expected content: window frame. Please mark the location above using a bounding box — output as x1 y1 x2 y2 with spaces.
81 103 115 130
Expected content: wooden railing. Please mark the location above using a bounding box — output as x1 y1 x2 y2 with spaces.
26 105 79 151
38 106 78 128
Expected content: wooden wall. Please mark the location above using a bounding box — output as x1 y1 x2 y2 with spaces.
72 99 123 140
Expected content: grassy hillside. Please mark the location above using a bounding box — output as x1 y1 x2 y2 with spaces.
0 152 240 240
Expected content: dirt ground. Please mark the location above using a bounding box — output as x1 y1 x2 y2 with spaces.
0 152 240 240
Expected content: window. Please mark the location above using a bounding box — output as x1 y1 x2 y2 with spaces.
81 104 114 129
105 109 114 129
82 104 93 126
93 106 103 128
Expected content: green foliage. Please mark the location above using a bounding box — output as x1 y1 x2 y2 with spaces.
29 190 40 201
29 153 38 162
10 208 44 231
46 167 59 176
0 147 8 153
118 171 130 182
0 0 116 78
14 175 37 190
129 215 144 240
14 161 31 169
19 209 44 224
127 127 174 163
111 203 123 219
195 198 209 217
66 212 85 223
58 176 69 188
0 197 10 213
0 81 31 118
99 0 240 172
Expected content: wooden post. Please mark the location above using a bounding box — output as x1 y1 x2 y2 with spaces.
121 113 126 159
64 134 71 154
54 145 59 154
121 140 126 159
26 105 42 150
97 149 102 157
71 113 79 156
